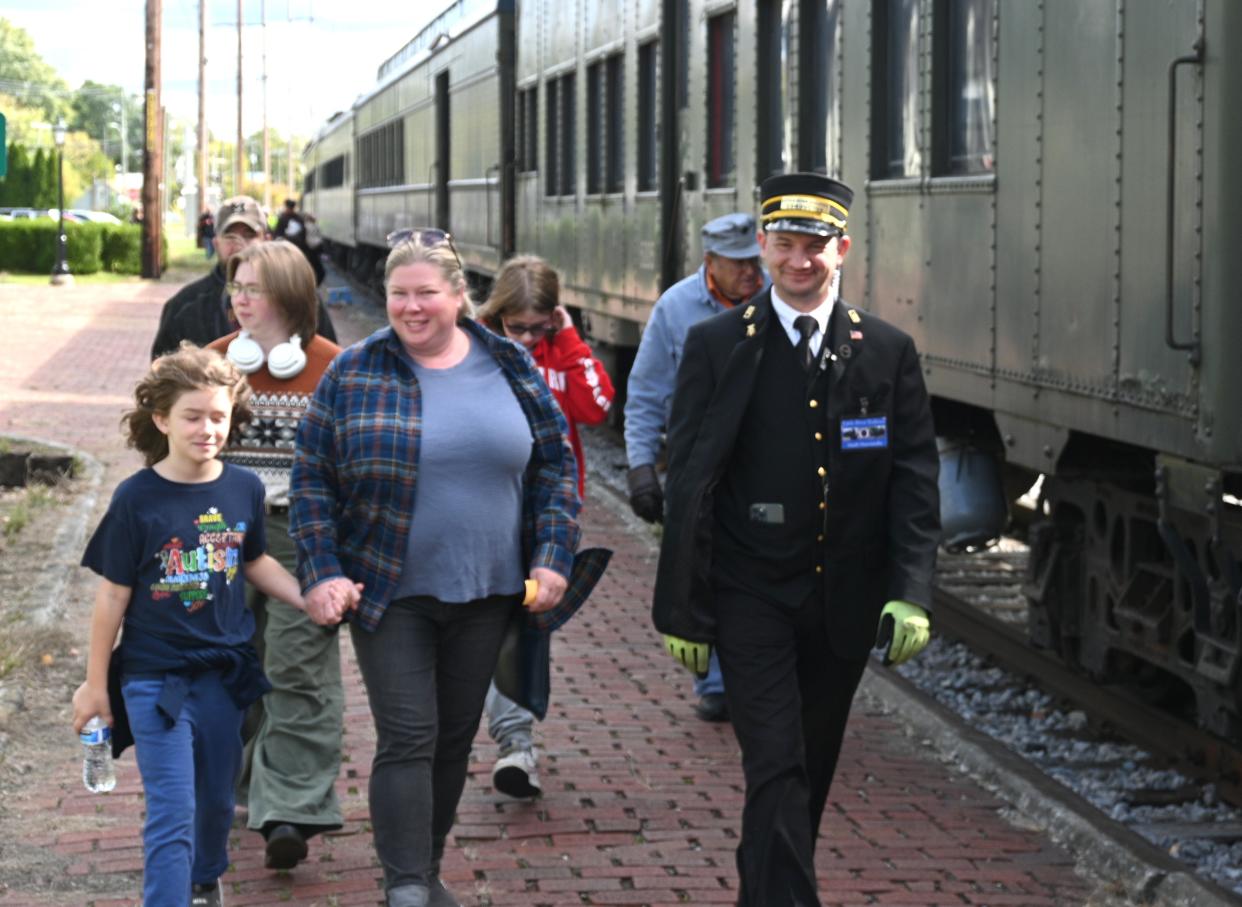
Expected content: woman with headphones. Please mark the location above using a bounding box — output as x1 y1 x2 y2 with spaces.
209 239 345 872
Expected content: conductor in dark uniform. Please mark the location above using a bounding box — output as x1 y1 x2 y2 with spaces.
653 173 940 904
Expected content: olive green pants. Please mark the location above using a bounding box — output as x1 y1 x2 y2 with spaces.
240 510 344 836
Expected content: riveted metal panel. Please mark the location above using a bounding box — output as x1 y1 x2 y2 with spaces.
1117 0 1200 423
1037 1 1121 397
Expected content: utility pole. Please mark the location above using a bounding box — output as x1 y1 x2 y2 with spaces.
236 0 244 196
118 91 127 179
142 0 163 278
261 0 270 211
197 0 208 215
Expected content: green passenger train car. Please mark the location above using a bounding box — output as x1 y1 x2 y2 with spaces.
302 0 1242 736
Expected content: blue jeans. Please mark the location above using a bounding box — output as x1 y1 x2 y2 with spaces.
485 680 534 752
693 649 726 696
122 672 245 906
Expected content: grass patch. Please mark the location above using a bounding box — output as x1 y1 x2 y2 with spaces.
1 485 56 539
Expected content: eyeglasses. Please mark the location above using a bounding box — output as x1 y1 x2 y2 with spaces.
502 321 554 339
386 226 462 268
226 281 267 299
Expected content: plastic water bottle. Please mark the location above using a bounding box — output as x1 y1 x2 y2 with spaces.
80 716 116 793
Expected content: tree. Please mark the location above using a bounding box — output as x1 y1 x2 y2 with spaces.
69 80 142 171
0 18 69 122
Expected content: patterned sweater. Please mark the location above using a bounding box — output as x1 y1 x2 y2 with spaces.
208 332 341 508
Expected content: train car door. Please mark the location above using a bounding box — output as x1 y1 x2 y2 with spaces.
435 70 451 231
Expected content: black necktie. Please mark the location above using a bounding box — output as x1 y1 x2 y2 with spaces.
794 315 818 374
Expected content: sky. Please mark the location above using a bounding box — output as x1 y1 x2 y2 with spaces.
4 0 435 142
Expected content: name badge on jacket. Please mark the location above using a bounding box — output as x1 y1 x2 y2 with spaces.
841 416 888 450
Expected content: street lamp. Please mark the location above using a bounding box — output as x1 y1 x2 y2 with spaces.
50 118 73 286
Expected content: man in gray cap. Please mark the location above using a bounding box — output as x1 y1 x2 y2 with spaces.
624 211 766 722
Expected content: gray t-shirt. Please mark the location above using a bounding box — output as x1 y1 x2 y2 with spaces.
393 335 532 602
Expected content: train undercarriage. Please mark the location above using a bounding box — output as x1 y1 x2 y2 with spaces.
1025 464 1242 740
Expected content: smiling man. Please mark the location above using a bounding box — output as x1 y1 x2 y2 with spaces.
652 173 941 905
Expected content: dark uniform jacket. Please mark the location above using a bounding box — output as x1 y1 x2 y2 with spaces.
651 288 940 659
150 265 338 359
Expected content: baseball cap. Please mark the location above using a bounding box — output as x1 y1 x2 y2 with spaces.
216 196 266 236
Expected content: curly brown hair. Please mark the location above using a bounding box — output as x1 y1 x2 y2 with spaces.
123 344 253 466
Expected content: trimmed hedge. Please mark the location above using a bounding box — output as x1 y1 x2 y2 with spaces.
0 220 164 275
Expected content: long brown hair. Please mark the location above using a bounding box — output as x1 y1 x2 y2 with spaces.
124 345 252 466
227 240 319 340
477 255 559 332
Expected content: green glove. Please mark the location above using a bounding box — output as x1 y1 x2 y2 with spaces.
663 634 711 678
875 600 931 666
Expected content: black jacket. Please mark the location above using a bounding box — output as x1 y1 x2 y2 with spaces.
150 265 338 359
651 289 940 658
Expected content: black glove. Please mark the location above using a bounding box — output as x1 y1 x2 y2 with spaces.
627 464 664 523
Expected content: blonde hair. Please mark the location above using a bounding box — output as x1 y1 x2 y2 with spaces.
477 255 559 332
124 345 253 466
384 237 475 320
227 240 319 340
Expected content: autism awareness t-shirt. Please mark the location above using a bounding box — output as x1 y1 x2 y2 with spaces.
82 464 267 652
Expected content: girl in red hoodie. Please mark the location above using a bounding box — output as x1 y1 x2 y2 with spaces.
477 255 615 799
479 255 615 500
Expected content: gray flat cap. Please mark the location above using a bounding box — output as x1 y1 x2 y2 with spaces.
701 212 761 259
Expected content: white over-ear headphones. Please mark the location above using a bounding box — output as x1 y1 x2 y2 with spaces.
226 331 307 379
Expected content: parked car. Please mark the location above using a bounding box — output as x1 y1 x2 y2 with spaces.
67 209 123 225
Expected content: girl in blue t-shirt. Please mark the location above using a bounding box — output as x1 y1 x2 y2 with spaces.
71 346 308 907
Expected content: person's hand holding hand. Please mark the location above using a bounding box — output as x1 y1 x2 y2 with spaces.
526 566 568 613
305 577 362 626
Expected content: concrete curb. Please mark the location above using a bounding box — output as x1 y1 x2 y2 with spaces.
2 434 105 627
859 666 1242 907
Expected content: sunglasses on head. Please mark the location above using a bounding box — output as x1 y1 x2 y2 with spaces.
386 227 462 268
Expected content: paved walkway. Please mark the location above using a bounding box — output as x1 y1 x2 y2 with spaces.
0 279 1100 906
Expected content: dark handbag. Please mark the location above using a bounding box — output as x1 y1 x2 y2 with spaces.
493 547 612 719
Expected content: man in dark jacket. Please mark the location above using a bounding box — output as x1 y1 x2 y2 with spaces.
150 195 337 358
274 197 325 285
653 173 940 905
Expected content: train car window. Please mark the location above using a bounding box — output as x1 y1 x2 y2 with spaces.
799 0 842 174
706 12 737 188
757 0 791 182
559 73 577 196
606 54 624 193
518 88 538 173
322 156 345 189
933 0 994 175
588 61 604 194
545 79 559 196
304 169 316 194
872 0 922 179
637 41 659 192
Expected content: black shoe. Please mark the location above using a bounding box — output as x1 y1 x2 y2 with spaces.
695 692 729 722
429 877 463 907
264 823 308 870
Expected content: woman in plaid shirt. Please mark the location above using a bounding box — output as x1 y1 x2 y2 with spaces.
289 233 580 907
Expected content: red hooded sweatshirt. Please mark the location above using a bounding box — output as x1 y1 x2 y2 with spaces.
528 326 615 499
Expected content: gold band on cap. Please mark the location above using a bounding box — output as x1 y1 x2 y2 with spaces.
761 193 849 229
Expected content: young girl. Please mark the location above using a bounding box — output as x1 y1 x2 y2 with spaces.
477 255 615 799
478 254 615 500
71 346 306 907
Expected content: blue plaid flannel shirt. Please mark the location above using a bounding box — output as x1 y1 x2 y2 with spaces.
289 320 581 632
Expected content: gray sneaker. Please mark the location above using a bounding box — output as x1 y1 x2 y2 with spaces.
491 746 541 799
190 880 224 907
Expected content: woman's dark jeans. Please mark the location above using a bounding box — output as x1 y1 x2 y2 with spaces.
350 594 515 893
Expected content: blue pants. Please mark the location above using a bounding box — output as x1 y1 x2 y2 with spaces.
693 649 726 696
485 679 534 752
122 672 245 907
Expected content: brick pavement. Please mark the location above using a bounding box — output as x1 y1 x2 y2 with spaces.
0 280 1102 905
